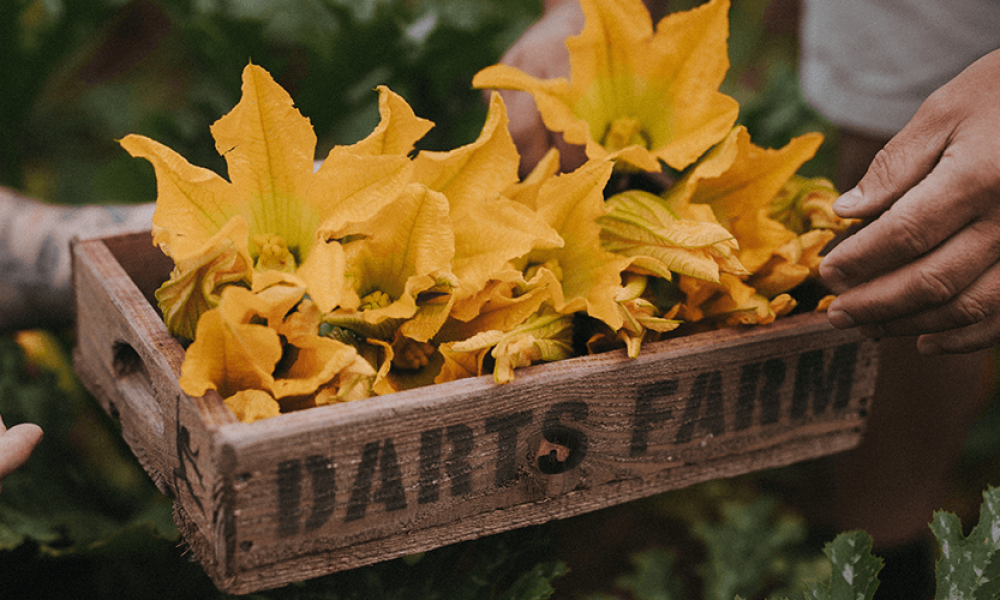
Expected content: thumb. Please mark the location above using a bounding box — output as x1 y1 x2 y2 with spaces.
0 422 44 482
832 106 951 219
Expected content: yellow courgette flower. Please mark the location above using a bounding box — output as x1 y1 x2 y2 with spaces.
412 93 562 304
658 126 836 324
749 228 833 298
437 145 564 343
770 174 857 234
664 126 824 275
439 311 575 384
611 272 682 358
178 284 301 400
472 0 738 172
438 155 629 372
513 158 630 330
179 284 375 422
678 273 794 327
439 272 557 345
121 64 414 339
272 299 376 403
327 182 458 343
599 189 747 282
325 94 568 391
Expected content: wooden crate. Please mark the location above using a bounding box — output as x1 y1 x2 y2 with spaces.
71 231 879 594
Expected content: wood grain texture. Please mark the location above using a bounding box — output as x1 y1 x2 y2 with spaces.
72 231 879 594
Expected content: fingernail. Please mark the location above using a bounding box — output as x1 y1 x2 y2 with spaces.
819 260 846 285
826 309 857 329
833 187 863 213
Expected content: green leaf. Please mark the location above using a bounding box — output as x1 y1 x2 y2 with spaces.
694 497 807 600
931 486 1000 600
496 561 568 600
613 548 686 600
803 531 882 600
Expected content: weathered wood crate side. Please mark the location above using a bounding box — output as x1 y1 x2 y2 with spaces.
72 232 879 594
71 232 238 573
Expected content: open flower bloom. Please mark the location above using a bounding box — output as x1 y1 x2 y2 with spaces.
179 284 375 422
326 182 458 343
437 155 627 382
121 64 414 338
472 0 738 172
436 145 566 342
511 158 630 330
661 126 853 321
408 95 570 349
663 126 826 274
411 93 563 305
325 94 567 387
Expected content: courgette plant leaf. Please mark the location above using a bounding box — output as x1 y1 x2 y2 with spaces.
496 561 570 600
930 486 1000 600
802 531 882 600
695 497 807 600
612 547 686 600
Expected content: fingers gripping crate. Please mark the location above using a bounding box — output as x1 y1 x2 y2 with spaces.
71 231 879 594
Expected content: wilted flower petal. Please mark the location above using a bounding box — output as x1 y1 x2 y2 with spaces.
600 189 746 283
444 311 574 384
225 390 282 423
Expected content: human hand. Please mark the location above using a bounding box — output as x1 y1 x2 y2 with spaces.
819 49 1000 354
492 0 588 176
0 414 43 494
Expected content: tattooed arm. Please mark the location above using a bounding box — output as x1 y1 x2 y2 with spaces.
0 186 155 332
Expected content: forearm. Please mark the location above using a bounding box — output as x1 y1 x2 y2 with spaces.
0 187 154 332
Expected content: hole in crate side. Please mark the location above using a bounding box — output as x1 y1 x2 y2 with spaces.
110 341 166 437
112 341 145 377
536 426 587 475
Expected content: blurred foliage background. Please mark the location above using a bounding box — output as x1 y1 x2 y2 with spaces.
2 0 997 598
1 0 543 206
0 0 831 208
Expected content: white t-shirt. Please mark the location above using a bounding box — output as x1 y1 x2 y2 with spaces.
799 0 1000 136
